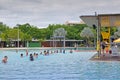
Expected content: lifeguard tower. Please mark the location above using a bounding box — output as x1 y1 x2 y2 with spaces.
80 13 120 57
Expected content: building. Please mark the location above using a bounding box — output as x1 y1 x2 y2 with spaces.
65 21 84 26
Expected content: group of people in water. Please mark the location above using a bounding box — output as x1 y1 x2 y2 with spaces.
20 49 73 61
101 40 119 56
1 49 73 63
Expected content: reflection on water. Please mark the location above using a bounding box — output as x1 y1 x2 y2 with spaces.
0 50 120 80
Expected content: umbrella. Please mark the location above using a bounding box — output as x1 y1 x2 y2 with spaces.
113 38 120 43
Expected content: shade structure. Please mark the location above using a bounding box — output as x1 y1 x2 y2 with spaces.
113 38 120 43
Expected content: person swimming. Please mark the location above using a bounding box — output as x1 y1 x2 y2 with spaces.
20 53 23 57
26 49 28 56
70 49 73 53
30 54 34 61
2 56 8 63
63 49 65 53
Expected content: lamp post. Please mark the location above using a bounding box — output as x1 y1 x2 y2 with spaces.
17 24 20 49
97 13 101 57
94 12 101 57
18 28 19 48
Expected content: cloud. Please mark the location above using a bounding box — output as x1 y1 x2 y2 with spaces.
0 0 120 28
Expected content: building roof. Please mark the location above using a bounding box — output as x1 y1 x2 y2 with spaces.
80 13 120 27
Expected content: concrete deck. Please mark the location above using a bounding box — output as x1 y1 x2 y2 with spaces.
90 53 120 61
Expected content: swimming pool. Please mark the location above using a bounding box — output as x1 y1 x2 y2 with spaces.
0 49 120 80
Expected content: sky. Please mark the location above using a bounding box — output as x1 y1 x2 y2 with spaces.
0 0 120 28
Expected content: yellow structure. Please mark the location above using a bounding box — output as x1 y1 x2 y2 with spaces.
101 28 110 50
80 14 120 55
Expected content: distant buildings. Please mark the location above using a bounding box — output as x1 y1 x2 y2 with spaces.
0 22 3 24
65 21 85 26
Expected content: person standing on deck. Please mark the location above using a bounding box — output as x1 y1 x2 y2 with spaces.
101 41 107 56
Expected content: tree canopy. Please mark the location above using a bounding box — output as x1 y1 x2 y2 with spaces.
0 22 118 46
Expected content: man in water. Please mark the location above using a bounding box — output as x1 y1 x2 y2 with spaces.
2 56 8 63
20 54 23 57
30 54 34 61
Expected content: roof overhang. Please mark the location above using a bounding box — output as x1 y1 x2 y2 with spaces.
80 14 120 27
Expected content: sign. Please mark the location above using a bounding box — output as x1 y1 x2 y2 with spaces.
100 16 110 26
114 16 120 26
98 14 120 27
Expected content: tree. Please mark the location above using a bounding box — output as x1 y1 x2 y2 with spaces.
53 28 67 47
47 24 87 40
0 23 9 33
0 28 25 47
15 23 40 39
80 27 94 46
22 33 32 41
53 28 67 37
114 27 120 38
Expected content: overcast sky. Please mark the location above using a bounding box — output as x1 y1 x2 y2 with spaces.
0 0 120 28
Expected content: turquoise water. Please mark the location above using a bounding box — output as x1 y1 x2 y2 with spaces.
0 49 120 80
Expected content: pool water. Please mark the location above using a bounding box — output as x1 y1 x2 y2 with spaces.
0 49 120 80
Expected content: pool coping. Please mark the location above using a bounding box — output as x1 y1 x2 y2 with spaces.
90 53 120 61
0 47 96 50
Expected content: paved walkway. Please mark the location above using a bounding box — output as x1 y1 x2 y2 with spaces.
90 53 120 61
